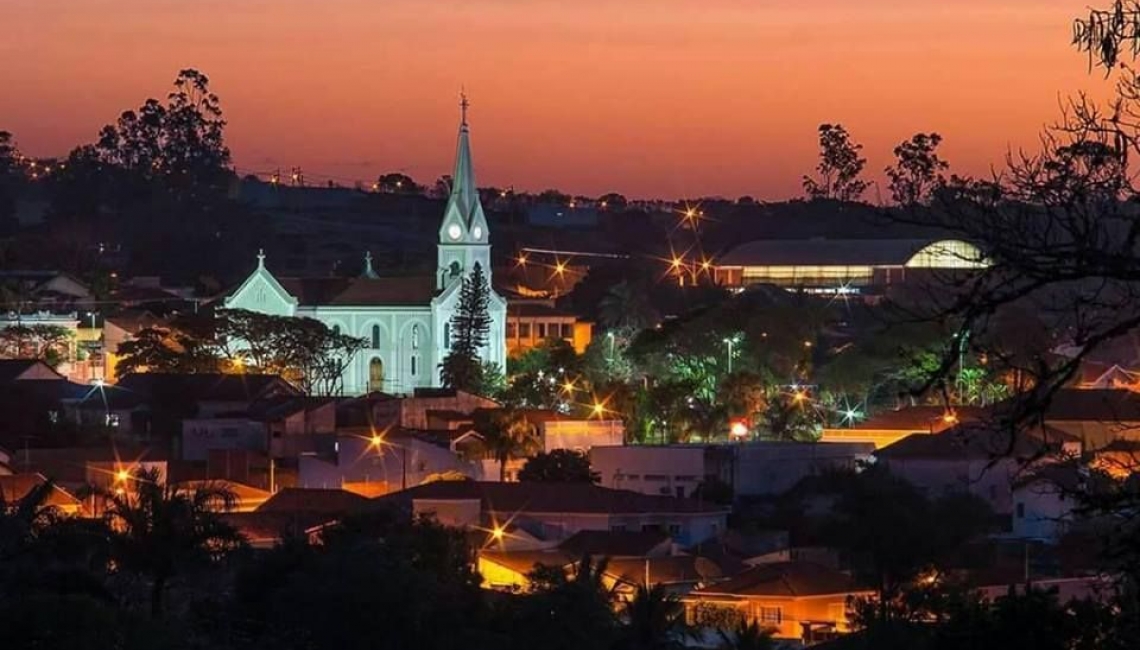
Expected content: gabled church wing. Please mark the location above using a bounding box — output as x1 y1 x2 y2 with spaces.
223 250 300 317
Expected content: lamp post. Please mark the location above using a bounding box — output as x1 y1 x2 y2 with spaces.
371 433 407 491
606 331 615 363
722 336 738 375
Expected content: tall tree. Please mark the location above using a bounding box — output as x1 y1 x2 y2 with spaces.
885 132 948 206
102 468 242 618
440 262 492 391
473 408 539 482
94 69 230 200
802 123 869 201
374 172 421 194
0 131 21 231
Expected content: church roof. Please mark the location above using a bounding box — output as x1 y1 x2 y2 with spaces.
277 275 437 307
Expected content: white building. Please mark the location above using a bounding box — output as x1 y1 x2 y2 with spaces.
224 100 507 395
590 442 874 499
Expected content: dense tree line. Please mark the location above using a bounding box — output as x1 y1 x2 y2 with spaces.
117 308 365 395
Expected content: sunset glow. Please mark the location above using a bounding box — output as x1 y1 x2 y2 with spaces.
0 0 1109 198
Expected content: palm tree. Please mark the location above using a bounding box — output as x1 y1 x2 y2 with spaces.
474 408 540 481
102 468 242 617
0 478 64 562
718 619 775 650
619 583 690 650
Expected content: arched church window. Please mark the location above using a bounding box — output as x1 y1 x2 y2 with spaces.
332 324 341 335
449 261 461 278
371 324 381 349
411 356 418 376
368 357 384 393
443 322 451 349
412 324 420 350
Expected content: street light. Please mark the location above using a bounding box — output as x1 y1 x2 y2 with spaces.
606 331 615 363
722 336 739 375
370 432 407 491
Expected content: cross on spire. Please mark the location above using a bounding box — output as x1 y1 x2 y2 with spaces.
460 90 470 126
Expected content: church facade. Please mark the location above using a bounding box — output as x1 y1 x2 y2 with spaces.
223 104 507 395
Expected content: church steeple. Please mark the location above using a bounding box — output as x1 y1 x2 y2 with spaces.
437 92 492 290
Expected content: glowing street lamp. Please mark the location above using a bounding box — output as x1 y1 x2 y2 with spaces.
722 336 740 375
729 420 749 438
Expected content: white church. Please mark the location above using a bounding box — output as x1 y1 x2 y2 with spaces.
224 100 507 395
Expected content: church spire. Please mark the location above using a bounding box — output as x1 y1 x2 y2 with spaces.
449 91 479 225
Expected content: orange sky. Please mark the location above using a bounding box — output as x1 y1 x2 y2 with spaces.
0 0 1117 198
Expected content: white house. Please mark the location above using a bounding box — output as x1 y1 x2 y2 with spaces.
223 100 507 395
590 442 874 499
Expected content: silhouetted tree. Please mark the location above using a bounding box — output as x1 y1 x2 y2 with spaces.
803 123 869 201
102 469 241 618
518 450 598 483
616 583 689 650
473 409 539 482
375 172 421 194
885 133 948 206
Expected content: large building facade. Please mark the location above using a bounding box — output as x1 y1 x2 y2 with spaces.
224 103 507 395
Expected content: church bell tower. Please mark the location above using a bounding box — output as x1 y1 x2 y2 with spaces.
437 93 492 290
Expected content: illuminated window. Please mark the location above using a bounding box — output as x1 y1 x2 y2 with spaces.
519 322 531 338
905 239 988 268
758 607 783 625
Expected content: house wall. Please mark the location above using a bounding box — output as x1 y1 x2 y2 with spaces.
1012 482 1073 540
590 446 707 498
398 393 499 429
541 419 624 453
819 428 927 450
686 594 861 642
414 498 482 527
182 418 267 461
881 457 1018 513
1046 419 1140 450
478 557 531 591
296 434 475 490
732 443 875 496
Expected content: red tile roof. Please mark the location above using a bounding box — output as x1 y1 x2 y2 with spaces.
0 473 84 512
278 275 436 306
220 511 335 545
692 561 861 598
382 481 729 515
875 423 1074 461
257 487 370 515
559 530 672 558
1037 389 1140 422
850 405 988 432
